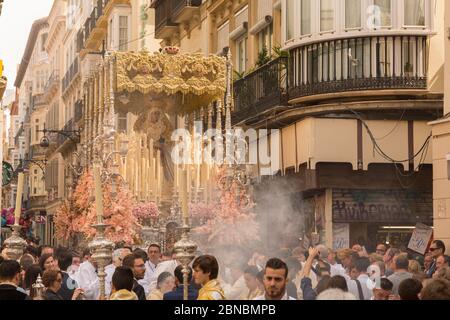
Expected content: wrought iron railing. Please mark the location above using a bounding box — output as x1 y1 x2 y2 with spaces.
171 0 202 18
62 57 79 93
74 100 83 123
233 57 289 124
57 119 75 146
33 94 46 107
288 35 428 99
153 0 178 34
44 70 59 92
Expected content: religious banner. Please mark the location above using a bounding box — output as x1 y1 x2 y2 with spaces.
332 223 350 250
407 223 433 255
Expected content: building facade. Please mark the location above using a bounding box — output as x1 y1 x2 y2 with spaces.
430 0 450 252
151 0 444 251
7 0 161 246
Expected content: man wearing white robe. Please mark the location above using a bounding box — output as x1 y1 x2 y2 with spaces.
148 259 179 295
139 244 161 296
77 259 100 300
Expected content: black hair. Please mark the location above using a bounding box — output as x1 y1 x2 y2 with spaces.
265 258 288 279
112 266 134 291
37 245 53 257
122 254 137 269
82 248 91 257
380 278 394 291
433 240 446 253
0 256 4 265
38 253 53 271
441 255 450 266
57 249 73 271
133 248 148 262
328 275 348 292
24 245 39 258
315 275 332 295
354 257 371 273
193 255 219 280
244 266 260 278
0 260 21 281
398 278 422 300
148 244 161 252
19 254 35 272
24 264 42 290
174 265 192 284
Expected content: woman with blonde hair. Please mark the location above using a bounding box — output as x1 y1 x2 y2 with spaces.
408 259 422 275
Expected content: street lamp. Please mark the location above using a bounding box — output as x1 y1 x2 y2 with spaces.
38 124 81 148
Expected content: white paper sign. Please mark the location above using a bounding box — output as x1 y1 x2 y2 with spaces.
333 223 350 250
408 223 433 255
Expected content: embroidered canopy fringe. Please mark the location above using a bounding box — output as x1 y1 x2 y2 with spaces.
112 51 226 112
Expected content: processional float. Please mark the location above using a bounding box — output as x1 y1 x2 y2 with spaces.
81 46 233 300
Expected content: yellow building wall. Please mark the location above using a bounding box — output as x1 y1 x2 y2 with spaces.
362 120 409 170
428 0 445 94
311 118 358 170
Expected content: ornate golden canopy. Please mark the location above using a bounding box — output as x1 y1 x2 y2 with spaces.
113 51 226 113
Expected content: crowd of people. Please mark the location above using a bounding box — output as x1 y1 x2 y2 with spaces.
0 239 449 300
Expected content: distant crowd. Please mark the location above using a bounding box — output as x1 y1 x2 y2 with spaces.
0 239 449 300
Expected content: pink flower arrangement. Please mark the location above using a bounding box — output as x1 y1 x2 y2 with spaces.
55 170 141 244
132 202 160 225
189 202 215 220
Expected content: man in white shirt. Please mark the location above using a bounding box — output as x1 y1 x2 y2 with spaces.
254 258 296 300
222 263 248 300
148 258 179 295
347 256 373 300
139 243 161 296
76 258 100 300
105 248 132 297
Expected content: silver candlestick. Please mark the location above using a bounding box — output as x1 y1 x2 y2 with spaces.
174 222 197 301
88 222 114 300
32 274 45 300
3 224 27 261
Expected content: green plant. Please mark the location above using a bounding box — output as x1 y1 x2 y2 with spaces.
256 46 272 68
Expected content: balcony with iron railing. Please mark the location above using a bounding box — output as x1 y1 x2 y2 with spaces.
43 70 60 102
151 0 179 39
80 0 131 54
32 94 46 108
74 100 84 123
233 56 289 125
171 0 202 23
288 35 428 103
56 118 75 147
62 58 79 94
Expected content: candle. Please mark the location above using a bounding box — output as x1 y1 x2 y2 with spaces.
195 164 200 202
151 158 156 201
93 166 103 220
14 173 24 224
180 169 188 220
156 150 161 202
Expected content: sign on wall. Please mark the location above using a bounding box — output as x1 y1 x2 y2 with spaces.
333 223 350 250
332 189 433 224
408 223 433 255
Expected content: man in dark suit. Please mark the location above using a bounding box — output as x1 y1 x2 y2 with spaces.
57 249 78 300
163 265 198 300
426 240 446 278
0 260 29 300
